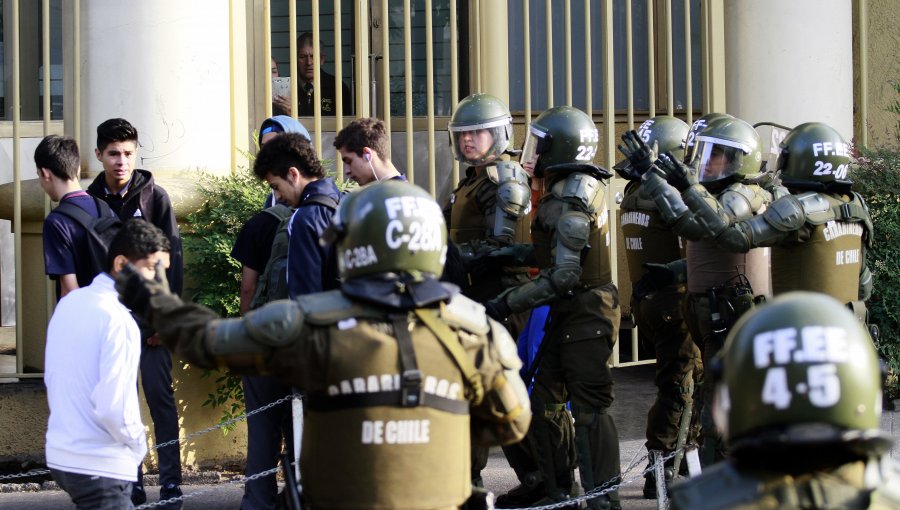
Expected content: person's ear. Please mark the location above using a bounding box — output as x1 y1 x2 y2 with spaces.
287 166 302 184
111 254 129 276
95 148 102 161
364 150 372 162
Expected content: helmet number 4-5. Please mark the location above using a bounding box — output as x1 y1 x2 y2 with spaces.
761 363 841 410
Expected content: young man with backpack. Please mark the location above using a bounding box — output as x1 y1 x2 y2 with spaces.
86 118 184 509
254 132 341 299
230 117 311 510
36 135 118 301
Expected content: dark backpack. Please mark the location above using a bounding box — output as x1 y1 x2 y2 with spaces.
250 195 339 309
54 197 123 283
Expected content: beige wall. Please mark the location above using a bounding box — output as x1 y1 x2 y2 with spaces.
856 0 900 148
0 364 249 470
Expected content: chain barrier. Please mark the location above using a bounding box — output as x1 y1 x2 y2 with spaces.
0 468 51 481
134 464 285 509
0 393 300 482
503 449 680 510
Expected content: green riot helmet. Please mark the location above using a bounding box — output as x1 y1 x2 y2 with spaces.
521 106 599 178
448 93 513 167
682 112 733 164
776 122 852 187
614 115 689 179
713 292 891 456
323 180 448 281
692 116 764 184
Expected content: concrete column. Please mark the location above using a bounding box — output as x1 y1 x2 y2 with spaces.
478 0 510 104
723 0 853 139
77 0 241 177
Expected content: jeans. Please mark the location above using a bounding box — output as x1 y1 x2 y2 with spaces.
51 468 134 510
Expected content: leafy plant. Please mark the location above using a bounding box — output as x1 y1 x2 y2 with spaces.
183 152 348 432
855 148 900 401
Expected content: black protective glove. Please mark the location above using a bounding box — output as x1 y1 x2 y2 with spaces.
115 260 171 325
484 297 512 322
617 130 658 176
657 152 697 192
632 260 686 299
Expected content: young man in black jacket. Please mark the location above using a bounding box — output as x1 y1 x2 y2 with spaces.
87 117 184 509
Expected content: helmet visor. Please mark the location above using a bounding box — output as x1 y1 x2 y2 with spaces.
694 137 751 183
521 127 550 177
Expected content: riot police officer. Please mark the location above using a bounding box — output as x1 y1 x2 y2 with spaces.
670 292 900 509
627 116 776 465
445 93 541 493
678 122 873 312
615 115 701 497
486 106 622 509
117 181 531 510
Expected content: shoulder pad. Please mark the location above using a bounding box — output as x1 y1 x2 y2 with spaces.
718 187 754 221
485 165 500 184
441 294 491 335
494 160 530 184
551 172 604 212
762 194 806 232
295 290 385 326
795 191 832 225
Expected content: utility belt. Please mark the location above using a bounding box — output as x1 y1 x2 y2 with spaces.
690 274 765 337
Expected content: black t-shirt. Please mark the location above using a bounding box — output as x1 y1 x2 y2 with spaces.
231 209 284 272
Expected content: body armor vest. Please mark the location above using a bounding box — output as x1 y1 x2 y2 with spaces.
619 181 685 284
448 166 532 301
294 291 489 509
532 176 612 287
687 240 771 296
772 194 867 303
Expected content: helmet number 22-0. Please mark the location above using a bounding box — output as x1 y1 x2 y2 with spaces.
761 364 841 410
576 145 597 161
812 161 849 179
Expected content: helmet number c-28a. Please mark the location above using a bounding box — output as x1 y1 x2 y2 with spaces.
812 161 849 180
385 220 443 252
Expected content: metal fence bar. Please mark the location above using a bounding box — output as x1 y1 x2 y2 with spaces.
665 0 674 115
263 0 273 119
858 0 868 148
625 0 633 128
312 0 323 155
288 0 298 120
545 0 553 107
701 0 709 113
12 0 23 376
42 0 55 340
380 0 390 136
450 0 459 186
646 0 655 117
584 0 592 116
523 0 531 129
73 0 81 154
564 0 572 107
425 0 436 196
473 0 482 92
403 0 414 185
334 0 344 140
684 0 693 125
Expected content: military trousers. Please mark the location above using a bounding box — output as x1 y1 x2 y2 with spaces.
530 284 622 497
634 287 701 453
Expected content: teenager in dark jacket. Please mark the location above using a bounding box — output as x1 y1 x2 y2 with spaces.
87 117 184 509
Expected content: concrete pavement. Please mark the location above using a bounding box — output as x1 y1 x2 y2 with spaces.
1 364 896 509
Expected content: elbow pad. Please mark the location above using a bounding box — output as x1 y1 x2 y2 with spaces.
683 185 730 237
205 300 303 372
640 171 692 224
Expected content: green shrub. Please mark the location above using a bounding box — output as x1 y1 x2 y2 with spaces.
854 148 900 400
182 158 349 431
